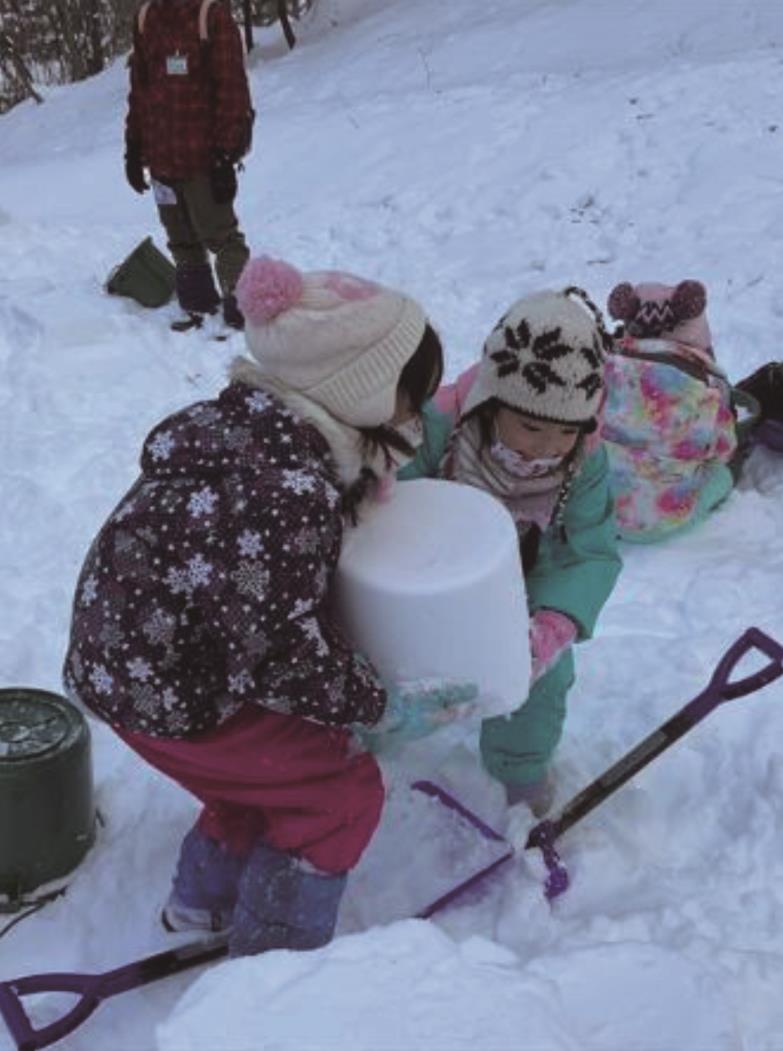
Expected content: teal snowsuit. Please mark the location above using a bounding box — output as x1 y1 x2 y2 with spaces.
398 402 622 788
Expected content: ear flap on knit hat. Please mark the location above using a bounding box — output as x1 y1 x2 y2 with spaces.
563 285 614 354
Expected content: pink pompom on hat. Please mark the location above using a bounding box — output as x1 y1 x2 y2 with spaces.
235 256 427 428
235 256 305 323
607 280 712 355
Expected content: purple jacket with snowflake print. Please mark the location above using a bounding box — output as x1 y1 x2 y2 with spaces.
63 382 387 738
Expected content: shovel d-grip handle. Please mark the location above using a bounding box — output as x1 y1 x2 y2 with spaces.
526 627 783 900
0 782 518 1051
0 935 229 1051
0 974 101 1051
709 626 783 703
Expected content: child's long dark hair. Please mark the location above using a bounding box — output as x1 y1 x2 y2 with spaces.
341 323 444 523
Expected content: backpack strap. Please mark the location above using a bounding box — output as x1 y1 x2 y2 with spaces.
198 0 219 42
137 0 216 41
137 0 152 34
614 336 728 385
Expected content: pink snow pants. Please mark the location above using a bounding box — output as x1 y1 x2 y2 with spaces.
116 705 384 875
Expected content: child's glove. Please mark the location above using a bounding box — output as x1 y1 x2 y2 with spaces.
530 610 577 683
356 679 479 755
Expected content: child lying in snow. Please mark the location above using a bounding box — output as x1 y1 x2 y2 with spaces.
402 287 623 814
601 279 738 542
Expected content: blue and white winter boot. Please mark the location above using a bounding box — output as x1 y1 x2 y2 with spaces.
162 824 245 934
230 841 347 957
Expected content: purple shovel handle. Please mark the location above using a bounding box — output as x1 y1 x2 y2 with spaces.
527 627 783 900
0 935 229 1051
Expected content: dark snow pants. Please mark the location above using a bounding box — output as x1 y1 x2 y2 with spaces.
155 172 250 296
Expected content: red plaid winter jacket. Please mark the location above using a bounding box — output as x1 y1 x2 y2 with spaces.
63 383 387 738
126 0 253 180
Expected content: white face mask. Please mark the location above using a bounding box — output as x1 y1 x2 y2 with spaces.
489 440 564 479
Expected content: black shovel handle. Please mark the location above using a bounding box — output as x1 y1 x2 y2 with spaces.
542 627 783 843
0 935 228 1051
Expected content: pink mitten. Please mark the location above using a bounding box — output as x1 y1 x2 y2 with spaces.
530 610 577 683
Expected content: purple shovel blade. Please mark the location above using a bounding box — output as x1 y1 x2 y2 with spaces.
410 781 515 917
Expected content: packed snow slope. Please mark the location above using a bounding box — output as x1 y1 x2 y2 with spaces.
1 1 783 1049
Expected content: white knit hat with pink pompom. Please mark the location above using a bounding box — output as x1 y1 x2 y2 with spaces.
235 256 427 427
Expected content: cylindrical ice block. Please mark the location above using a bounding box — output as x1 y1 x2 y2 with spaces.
335 478 530 717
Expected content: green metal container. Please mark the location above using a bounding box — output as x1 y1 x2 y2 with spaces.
105 235 176 308
0 688 95 912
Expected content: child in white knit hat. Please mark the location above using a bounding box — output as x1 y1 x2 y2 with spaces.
430 287 623 814
233 257 449 518
64 255 475 957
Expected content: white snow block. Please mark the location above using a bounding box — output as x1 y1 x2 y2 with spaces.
335 478 530 718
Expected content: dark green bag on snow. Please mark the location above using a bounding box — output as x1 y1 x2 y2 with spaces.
105 236 176 308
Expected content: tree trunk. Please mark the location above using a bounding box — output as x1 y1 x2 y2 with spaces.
0 30 43 104
85 0 105 76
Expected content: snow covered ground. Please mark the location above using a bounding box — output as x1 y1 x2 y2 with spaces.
2 0 783 1047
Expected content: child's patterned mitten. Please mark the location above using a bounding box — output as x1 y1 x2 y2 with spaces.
356 679 478 754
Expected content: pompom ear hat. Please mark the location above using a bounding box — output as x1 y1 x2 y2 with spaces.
462 287 610 426
607 279 712 353
234 256 427 428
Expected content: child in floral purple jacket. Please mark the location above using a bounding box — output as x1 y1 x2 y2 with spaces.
63 256 473 956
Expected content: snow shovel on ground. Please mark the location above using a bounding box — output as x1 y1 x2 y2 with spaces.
526 625 783 899
2 626 781 1050
0 781 512 1051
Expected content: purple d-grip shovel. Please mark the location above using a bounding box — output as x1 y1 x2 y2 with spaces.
526 626 783 899
0 781 513 1051
2 628 781 1050
0 935 231 1051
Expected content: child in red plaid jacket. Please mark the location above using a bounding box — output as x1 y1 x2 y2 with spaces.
124 0 254 329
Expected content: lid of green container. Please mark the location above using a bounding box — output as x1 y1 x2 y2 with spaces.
0 690 78 762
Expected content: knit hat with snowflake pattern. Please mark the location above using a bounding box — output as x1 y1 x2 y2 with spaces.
461 287 609 426
234 256 427 428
